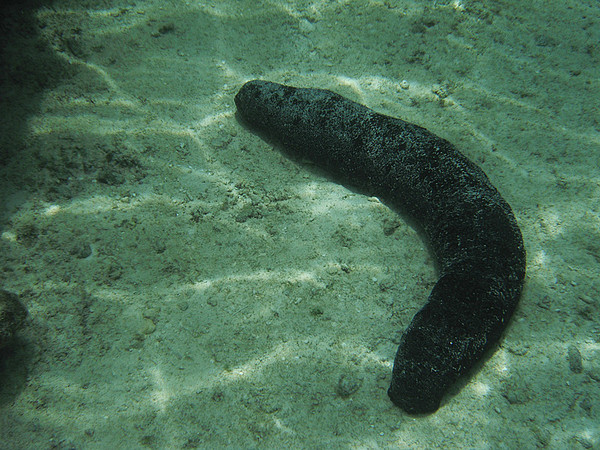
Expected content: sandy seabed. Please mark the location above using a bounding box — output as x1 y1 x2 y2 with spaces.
1 0 599 448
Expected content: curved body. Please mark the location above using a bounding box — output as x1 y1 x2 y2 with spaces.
235 80 526 414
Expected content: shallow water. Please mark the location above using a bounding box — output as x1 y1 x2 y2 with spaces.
1 1 598 448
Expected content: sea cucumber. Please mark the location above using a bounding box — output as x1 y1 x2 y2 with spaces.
234 80 526 414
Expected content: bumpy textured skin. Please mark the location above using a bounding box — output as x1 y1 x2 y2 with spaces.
235 80 526 414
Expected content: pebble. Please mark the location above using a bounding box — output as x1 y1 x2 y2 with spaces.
336 373 362 398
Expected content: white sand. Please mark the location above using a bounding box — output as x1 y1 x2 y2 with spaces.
1 0 598 448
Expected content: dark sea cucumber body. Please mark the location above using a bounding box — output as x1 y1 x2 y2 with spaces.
235 80 526 414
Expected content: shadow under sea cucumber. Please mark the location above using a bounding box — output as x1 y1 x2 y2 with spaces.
234 80 526 414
